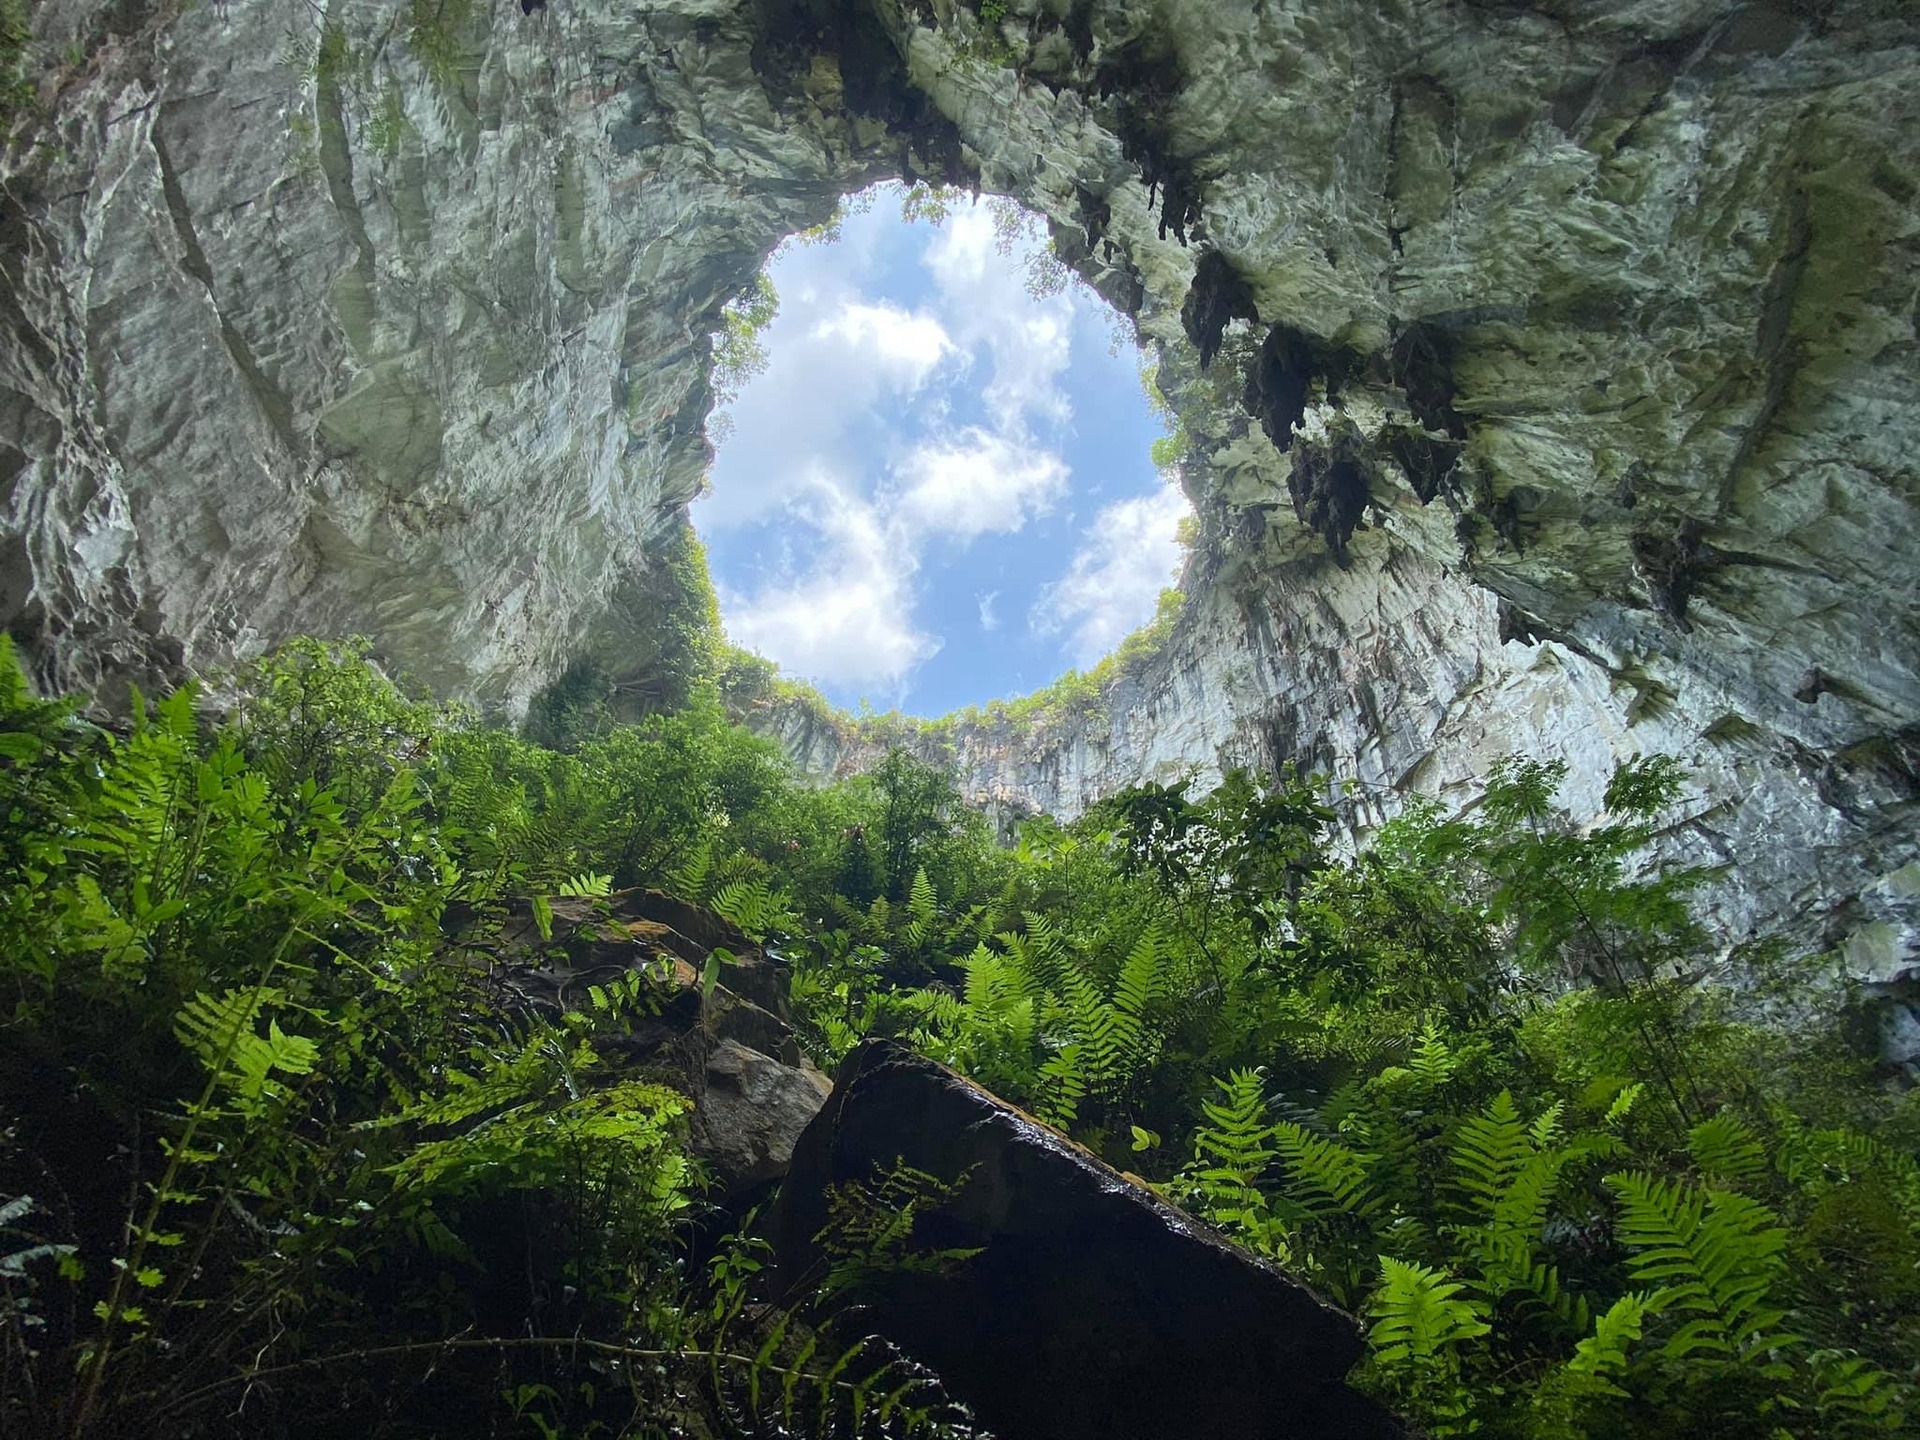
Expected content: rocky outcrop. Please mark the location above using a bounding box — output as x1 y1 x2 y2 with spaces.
3 1 1916 960
764 1038 1405 1440
474 886 830 1195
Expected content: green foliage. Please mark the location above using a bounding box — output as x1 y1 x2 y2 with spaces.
0 640 979 1438
928 588 1186 742
787 749 1918 1437
814 1162 983 1304
1604 1172 1795 1364
710 271 780 433
1142 360 1191 472
5 634 1916 1440
0 0 34 128
406 0 476 93
1370 1256 1494 1363
712 875 797 942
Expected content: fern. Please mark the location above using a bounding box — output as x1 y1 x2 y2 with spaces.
1443 1090 1618 1330
1404 1021 1459 1086
1605 1171 1797 1365
1777 1120 1920 1231
1810 1350 1908 1430
904 867 938 948
1035 1042 1087 1130
1190 1071 1276 1201
1271 1119 1380 1225
1182 1071 1295 1260
1687 1112 1766 1189
1603 1080 1644 1128
669 835 717 901
174 988 318 1117
1368 1256 1491 1365
1112 924 1170 1026
1561 1291 1650 1396
1451 1090 1533 1215
710 876 793 941
816 1162 982 1302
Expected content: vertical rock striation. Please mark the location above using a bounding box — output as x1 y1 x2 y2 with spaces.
3 0 1917 976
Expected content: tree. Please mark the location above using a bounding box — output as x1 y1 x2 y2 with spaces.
871 748 960 902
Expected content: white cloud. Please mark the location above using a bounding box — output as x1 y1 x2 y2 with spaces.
812 301 954 386
698 271 958 531
1033 485 1190 667
721 469 939 690
893 429 1068 542
923 205 1074 429
721 429 1070 690
698 184 1142 697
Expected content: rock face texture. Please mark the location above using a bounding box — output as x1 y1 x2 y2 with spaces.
764 1038 1406 1440
478 886 830 1194
3 1 1916 957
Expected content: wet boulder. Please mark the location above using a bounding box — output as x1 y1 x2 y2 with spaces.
765 1039 1405 1440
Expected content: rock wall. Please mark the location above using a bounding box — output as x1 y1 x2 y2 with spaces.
0 0 912 704
3 1 1917 980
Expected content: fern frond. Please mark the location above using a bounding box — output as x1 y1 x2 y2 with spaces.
1688 1113 1766 1189
1112 924 1169 1024
1272 1119 1380 1224
710 877 793 941
1563 1292 1650 1395
175 988 317 1116
1193 1070 1276 1177
1408 1022 1458 1087
1601 1080 1645 1128
905 868 938 946
1036 1043 1087 1129
1451 1090 1532 1213
1812 1350 1908 1428
1605 1171 1795 1363
1368 1257 1491 1366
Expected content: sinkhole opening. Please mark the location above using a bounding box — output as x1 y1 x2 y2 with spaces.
693 183 1193 719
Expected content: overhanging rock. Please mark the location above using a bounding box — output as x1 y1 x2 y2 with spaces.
764 1039 1406 1440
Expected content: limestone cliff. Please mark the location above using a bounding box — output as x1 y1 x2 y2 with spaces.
3 1 1917 1005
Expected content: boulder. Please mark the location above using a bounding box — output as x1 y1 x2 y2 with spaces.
459 887 827 1197
695 1039 834 1192
764 1039 1406 1440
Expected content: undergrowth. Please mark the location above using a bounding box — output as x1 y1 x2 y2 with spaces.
2 637 1913 1437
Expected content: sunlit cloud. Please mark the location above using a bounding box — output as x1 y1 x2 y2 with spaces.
812 301 955 386
893 429 1068 542
720 469 939 690
1033 485 1189 668
699 183 1169 699
924 207 1073 429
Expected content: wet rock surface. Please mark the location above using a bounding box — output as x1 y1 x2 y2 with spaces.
764 1039 1406 1440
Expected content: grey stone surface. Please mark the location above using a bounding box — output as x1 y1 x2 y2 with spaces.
695 1036 833 1191
3 0 1916 978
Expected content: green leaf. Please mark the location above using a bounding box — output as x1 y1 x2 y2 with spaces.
1368 1256 1491 1366
0 731 42 761
701 946 732 1005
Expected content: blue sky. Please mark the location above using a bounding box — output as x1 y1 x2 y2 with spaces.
694 185 1190 716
